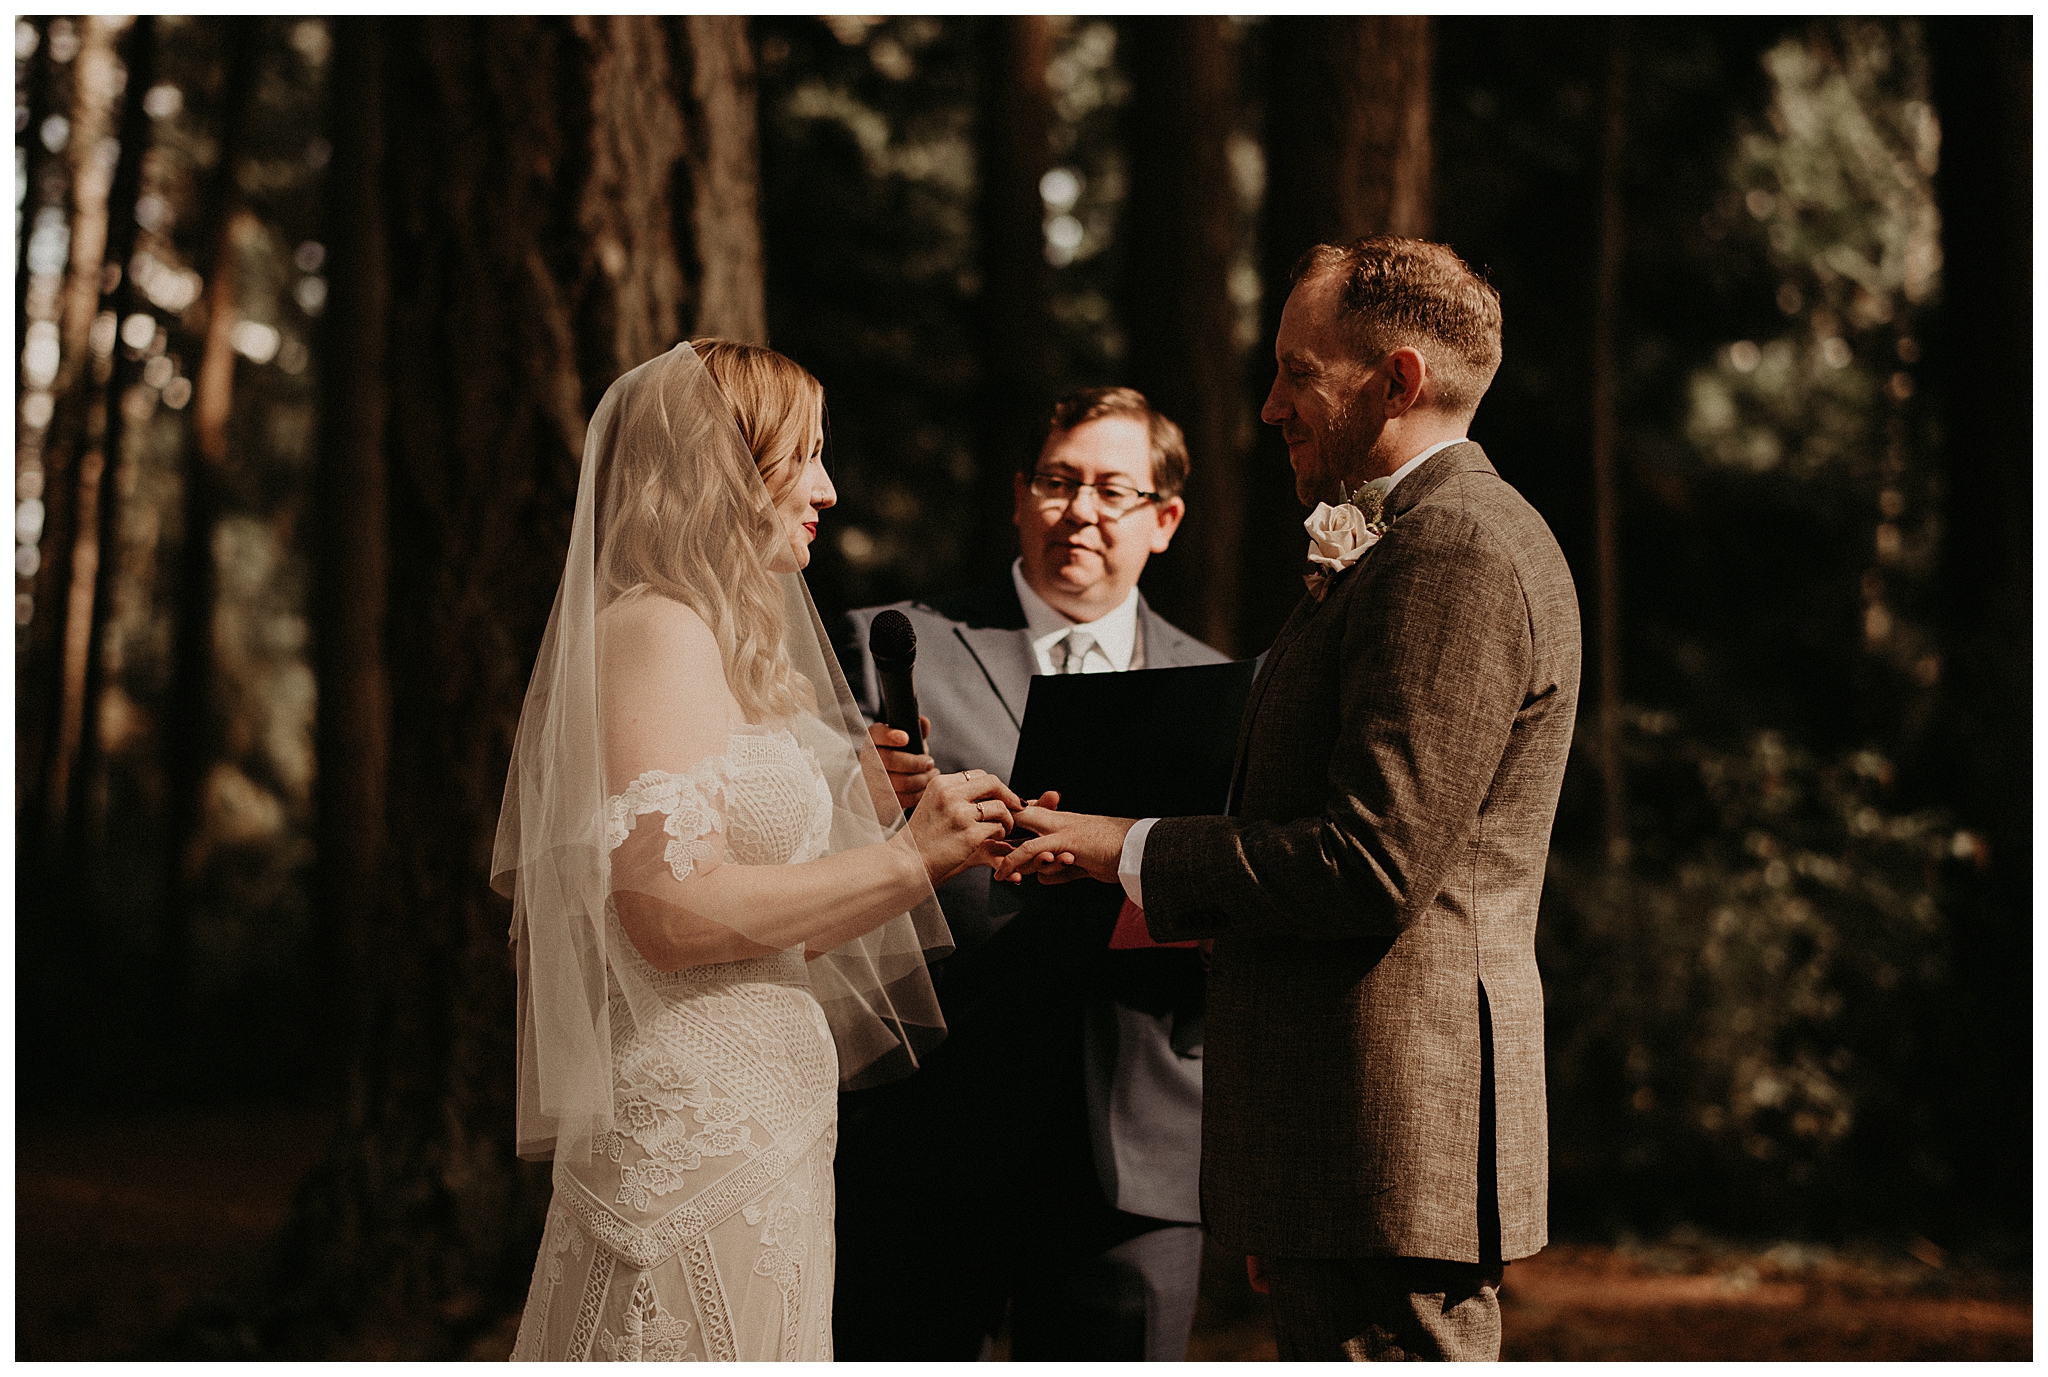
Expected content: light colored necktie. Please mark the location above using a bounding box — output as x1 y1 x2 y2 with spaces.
1057 629 1095 674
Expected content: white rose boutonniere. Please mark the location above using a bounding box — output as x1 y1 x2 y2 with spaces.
1303 477 1393 600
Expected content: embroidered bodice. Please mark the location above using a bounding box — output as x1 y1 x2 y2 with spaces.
603 724 835 883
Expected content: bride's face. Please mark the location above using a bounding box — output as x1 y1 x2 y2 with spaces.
768 422 835 572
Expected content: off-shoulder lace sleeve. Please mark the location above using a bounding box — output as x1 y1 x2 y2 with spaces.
604 763 728 884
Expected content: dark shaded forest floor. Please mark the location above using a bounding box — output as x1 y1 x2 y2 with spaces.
15 1106 2032 1361
1186 1235 2034 1363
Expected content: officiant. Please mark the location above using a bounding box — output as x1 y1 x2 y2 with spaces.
830 387 1227 1361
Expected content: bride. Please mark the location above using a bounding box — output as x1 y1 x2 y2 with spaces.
491 340 1020 1361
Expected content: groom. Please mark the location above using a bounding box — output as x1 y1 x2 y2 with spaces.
1001 238 1581 1360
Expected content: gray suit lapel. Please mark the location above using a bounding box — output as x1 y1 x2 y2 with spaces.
954 623 1036 729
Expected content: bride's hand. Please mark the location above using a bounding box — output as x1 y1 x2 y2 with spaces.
898 770 1023 886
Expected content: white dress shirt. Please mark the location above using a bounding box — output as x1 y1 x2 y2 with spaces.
1011 558 1141 675
1116 437 1466 908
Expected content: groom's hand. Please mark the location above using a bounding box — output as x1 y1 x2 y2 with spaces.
867 718 936 815
993 805 1133 886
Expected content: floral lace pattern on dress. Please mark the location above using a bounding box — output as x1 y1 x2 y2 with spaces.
597 1273 695 1361
602 727 835 883
604 771 722 884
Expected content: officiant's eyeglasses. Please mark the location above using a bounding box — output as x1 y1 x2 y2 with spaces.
1029 473 1162 519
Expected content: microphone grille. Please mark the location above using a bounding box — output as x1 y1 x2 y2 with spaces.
870 609 918 668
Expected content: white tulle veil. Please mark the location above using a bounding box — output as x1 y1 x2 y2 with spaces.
490 342 951 1163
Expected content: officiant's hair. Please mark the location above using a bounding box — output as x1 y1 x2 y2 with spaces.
1035 386 1189 500
1292 237 1503 417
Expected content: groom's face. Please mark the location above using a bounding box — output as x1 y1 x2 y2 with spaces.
1264 274 1384 506
1012 415 1184 622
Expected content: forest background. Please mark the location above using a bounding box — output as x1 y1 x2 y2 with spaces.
12 14 2031 1359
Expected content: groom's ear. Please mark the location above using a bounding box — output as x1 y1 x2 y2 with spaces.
1380 346 1429 418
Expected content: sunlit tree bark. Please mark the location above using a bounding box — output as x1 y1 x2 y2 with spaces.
680 16 769 345
1262 16 1433 264
1122 16 1245 654
160 16 257 1062
18 16 138 848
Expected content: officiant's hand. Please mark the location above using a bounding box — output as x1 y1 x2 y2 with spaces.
992 804 1133 887
867 718 936 814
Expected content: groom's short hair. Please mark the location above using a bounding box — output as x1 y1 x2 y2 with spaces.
1293 237 1503 418
1033 387 1190 501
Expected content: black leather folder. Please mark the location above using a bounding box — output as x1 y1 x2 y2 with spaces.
993 659 1258 1018
1007 658 1258 819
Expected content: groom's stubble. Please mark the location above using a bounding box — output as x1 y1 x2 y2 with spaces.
1309 384 1396 507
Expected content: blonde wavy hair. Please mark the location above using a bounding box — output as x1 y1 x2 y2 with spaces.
596 340 825 723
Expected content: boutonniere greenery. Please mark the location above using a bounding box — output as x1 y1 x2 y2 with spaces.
1303 477 1393 601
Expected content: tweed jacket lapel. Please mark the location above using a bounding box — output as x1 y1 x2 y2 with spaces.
1225 592 1321 811
1222 442 1497 810
1385 439 1496 521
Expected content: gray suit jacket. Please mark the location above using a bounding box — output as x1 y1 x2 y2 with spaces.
837 579 1227 1222
1145 442 1580 1261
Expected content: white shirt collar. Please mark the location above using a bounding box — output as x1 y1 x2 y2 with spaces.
1011 559 1141 675
1383 437 1467 495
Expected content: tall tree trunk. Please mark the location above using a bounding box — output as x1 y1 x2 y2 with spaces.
313 16 393 1094
1924 16 2031 1235
46 28 123 837
1261 17 1433 266
15 18 54 367
162 16 258 1075
15 14 149 1100
71 14 155 857
1589 20 1628 866
25 15 138 843
1122 17 1245 654
679 16 768 344
189 17 768 1357
973 16 1055 585
1244 17 1433 651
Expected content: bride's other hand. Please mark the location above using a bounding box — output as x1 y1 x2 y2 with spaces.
867 717 937 815
899 769 1023 886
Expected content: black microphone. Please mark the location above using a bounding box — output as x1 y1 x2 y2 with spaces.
869 610 924 754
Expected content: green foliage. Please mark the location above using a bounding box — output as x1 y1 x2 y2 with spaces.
1537 22 1971 1236
757 16 985 610
1544 713 1964 1230
1684 20 1942 698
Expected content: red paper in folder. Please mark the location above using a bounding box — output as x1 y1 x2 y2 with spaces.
1109 897 1199 950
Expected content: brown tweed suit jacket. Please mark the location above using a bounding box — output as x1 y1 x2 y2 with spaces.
1143 441 1580 1263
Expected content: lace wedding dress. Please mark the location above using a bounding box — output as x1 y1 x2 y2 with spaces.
511 725 841 1362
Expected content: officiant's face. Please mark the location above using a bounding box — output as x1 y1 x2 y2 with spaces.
1265 273 1385 506
1013 415 1184 621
